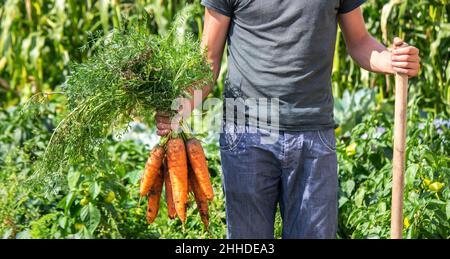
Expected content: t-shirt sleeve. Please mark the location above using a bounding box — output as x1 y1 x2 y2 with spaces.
338 0 366 14
201 0 235 17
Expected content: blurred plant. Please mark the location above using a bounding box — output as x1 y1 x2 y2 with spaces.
333 0 450 115
0 0 206 106
1 0 450 240
334 88 377 134
337 101 450 239
0 99 226 239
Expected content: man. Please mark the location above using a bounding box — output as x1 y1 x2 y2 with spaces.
156 0 420 238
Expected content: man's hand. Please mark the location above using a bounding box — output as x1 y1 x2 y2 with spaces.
155 87 210 136
155 96 191 136
391 37 420 77
155 112 174 136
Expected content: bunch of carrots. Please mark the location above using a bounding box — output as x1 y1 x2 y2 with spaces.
139 132 213 230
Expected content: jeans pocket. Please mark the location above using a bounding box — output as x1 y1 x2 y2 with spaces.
219 133 233 151
220 119 248 152
219 132 246 153
317 128 336 153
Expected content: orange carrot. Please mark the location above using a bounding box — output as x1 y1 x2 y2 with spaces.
163 159 177 220
186 138 214 200
140 145 165 197
166 137 188 222
189 168 209 230
146 170 164 224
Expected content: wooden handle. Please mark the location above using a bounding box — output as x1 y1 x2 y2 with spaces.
391 73 408 239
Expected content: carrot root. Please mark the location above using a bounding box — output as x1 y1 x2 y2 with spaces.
146 170 164 224
189 168 209 230
186 138 214 201
140 145 165 197
163 159 177 220
167 137 188 223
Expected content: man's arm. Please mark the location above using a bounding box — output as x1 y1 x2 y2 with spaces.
202 7 230 89
156 8 230 136
338 8 420 77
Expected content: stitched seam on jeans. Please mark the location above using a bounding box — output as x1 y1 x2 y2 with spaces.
317 130 336 152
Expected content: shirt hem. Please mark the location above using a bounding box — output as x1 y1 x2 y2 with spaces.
338 0 367 14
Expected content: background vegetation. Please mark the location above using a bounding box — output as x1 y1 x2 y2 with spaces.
0 0 449 239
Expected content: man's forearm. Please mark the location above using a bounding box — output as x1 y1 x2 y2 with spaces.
347 34 395 75
188 38 223 107
203 39 224 84
196 54 221 100
191 7 229 103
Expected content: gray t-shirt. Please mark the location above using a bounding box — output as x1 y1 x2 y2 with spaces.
201 0 366 131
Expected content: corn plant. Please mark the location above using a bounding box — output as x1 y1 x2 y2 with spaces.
0 0 203 106
333 0 450 114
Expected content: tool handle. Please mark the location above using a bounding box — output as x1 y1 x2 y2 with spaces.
391 72 408 239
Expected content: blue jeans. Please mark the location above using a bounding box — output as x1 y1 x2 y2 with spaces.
219 124 338 239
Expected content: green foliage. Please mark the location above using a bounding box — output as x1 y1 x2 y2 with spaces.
0 102 226 239
1 0 449 239
0 0 206 106
32 11 212 192
334 88 377 134
337 102 450 238
333 0 450 114
0 102 61 238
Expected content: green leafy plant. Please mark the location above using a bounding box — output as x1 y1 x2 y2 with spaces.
1 0 450 240
333 0 450 114
337 104 450 239
32 10 213 191
334 88 377 134
0 100 226 239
